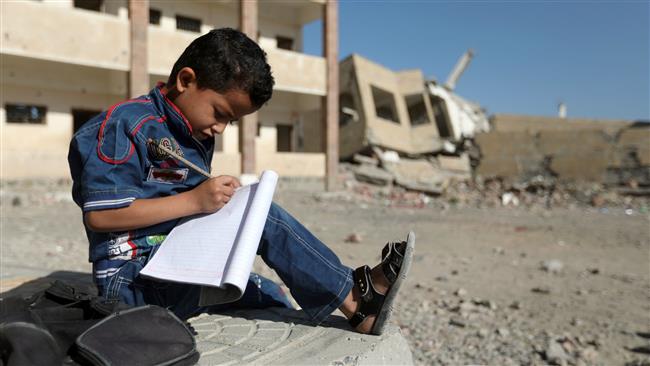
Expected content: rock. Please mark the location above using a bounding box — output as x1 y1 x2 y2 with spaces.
531 286 552 294
586 267 600 275
578 347 596 365
509 301 521 310
477 328 489 338
541 259 564 274
545 341 569 365
570 317 583 326
454 288 468 297
591 194 606 207
472 298 497 310
497 328 510 337
352 154 378 166
449 318 466 328
493 246 505 255
344 233 363 243
11 196 21 207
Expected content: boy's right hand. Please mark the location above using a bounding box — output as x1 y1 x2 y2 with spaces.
191 175 242 213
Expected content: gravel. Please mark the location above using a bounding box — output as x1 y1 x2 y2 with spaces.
2 179 649 365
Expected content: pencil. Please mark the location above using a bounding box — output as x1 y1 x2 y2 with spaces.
147 138 213 179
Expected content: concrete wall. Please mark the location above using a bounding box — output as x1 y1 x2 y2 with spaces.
490 114 631 134
338 54 441 158
475 115 649 184
1 1 326 94
339 56 367 159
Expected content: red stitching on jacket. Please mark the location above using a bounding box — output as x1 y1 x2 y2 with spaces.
96 99 150 165
131 115 167 136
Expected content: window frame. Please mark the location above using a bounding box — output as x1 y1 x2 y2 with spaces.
5 103 48 125
370 85 400 124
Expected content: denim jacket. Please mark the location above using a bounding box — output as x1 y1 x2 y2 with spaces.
68 84 213 299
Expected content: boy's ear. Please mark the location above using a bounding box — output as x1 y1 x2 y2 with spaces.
176 67 197 93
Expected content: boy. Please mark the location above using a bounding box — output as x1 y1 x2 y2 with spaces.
68 28 413 335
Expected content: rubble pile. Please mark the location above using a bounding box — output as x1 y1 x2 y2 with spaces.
339 156 650 213
397 284 612 365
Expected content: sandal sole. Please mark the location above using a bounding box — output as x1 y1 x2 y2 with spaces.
370 231 415 335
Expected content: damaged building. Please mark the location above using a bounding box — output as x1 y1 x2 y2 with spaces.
338 52 489 159
337 52 490 193
337 52 649 193
475 114 650 187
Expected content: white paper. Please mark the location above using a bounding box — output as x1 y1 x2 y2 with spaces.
140 170 278 304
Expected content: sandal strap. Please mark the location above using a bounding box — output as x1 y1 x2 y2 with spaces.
349 265 385 328
381 241 406 284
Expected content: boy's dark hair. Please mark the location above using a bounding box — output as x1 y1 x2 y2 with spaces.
167 28 274 108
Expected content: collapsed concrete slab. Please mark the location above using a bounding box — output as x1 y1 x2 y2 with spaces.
353 164 395 186
190 308 414 365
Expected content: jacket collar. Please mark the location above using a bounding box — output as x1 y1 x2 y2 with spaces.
150 82 193 137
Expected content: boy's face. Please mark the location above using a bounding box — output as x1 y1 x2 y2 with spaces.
170 68 258 140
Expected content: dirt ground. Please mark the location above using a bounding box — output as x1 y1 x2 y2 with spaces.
1 181 649 365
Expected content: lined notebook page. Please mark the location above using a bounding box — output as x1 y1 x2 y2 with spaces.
140 171 278 298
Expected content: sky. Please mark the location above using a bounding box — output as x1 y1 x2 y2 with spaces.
303 1 649 121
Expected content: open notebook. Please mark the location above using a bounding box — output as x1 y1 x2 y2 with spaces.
139 170 278 306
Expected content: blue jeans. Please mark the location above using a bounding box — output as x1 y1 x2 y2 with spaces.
132 202 354 323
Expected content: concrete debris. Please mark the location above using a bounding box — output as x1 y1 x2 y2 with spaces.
545 340 570 365
353 164 394 186
437 153 472 175
449 317 467 328
379 150 400 164
531 286 552 294
501 192 520 207
496 328 510 337
586 267 600 275
352 154 378 166
454 288 468 297
344 233 363 244
541 259 564 274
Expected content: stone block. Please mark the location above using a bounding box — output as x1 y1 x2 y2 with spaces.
190 308 414 365
438 153 471 173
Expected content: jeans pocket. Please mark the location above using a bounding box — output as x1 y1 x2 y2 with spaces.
105 259 145 306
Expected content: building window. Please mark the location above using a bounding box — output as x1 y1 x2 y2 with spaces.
277 125 293 152
149 8 161 25
339 93 358 127
371 86 399 124
405 94 430 126
73 0 103 12
429 95 452 138
5 104 47 124
276 36 294 50
72 109 101 133
176 15 201 33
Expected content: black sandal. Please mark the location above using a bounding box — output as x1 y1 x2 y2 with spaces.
349 231 415 335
